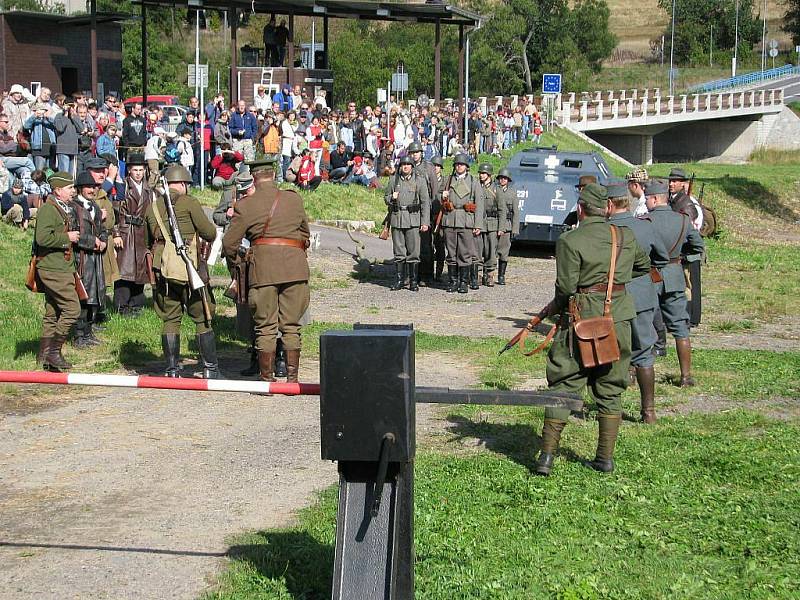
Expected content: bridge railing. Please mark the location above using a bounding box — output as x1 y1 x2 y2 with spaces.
560 88 784 127
691 64 800 94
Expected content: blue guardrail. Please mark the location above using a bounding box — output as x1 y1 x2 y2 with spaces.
692 64 800 93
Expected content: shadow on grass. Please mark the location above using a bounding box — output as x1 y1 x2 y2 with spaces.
14 338 39 360
717 175 798 221
227 530 333 600
445 414 587 473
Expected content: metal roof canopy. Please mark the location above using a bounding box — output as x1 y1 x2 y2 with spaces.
132 0 481 26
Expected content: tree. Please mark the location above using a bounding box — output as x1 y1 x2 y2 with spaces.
783 0 800 46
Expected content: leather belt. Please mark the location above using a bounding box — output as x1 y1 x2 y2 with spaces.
254 237 308 249
577 283 626 294
485 210 498 217
669 257 682 264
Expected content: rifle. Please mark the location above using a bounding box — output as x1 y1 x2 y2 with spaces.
688 172 695 198
380 168 403 240
433 164 457 235
161 176 213 324
499 300 557 356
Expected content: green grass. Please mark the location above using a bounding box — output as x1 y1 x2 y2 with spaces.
207 410 800 599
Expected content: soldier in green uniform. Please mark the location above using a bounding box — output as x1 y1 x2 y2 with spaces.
33 172 81 371
645 179 705 387
384 155 431 292
407 141 439 285
495 167 518 285
607 182 670 423
441 153 484 294
430 155 447 282
144 164 218 378
535 183 651 476
222 162 310 383
477 162 503 287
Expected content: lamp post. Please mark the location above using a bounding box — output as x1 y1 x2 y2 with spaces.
733 0 739 77
668 0 676 96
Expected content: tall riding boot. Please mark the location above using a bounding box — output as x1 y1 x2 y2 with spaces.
435 260 444 282
469 264 480 289
46 334 72 372
161 334 181 378
653 310 667 356
391 262 405 291
458 266 469 294
285 349 300 383
240 345 260 376
484 269 495 287
408 263 419 291
258 351 276 381
589 414 622 473
274 337 288 378
497 261 508 285
636 366 657 424
447 265 458 293
37 337 52 369
534 418 567 476
675 337 695 387
197 331 221 379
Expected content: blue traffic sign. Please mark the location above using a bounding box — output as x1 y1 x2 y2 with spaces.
542 73 562 94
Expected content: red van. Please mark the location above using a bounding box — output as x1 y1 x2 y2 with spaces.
122 95 180 107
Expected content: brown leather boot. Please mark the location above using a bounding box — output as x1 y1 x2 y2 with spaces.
534 418 567 476
675 337 695 387
636 366 656 424
258 351 276 382
37 337 52 369
46 334 72 372
285 349 300 383
590 414 621 473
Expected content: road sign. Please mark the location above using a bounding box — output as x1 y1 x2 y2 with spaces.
391 72 409 93
187 63 209 88
769 39 778 49
796 45 800 54
542 73 562 94
769 48 779 58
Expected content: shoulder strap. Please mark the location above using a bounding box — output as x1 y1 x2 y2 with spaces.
152 199 171 243
260 191 282 237
605 225 620 316
669 216 688 256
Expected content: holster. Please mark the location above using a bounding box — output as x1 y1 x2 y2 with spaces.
649 266 663 283
25 256 42 293
145 252 156 285
74 273 89 302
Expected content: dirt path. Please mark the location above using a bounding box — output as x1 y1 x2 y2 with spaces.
0 354 476 600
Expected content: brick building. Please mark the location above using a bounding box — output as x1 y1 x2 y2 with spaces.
0 10 123 98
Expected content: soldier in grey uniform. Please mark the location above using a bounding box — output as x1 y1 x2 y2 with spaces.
441 153 484 294
477 163 503 287
495 167 518 285
384 154 431 291
430 155 447 282
645 179 705 387
607 182 670 423
407 141 439 284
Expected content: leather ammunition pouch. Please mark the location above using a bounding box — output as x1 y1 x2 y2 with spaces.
406 203 421 213
485 210 498 218
25 256 42 293
649 266 663 283
464 202 477 213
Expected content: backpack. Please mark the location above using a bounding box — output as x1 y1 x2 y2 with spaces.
164 141 181 164
699 204 718 237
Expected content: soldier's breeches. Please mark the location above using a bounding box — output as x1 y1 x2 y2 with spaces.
391 227 421 263
658 286 690 339
544 321 632 421
39 270 80 337
481 232 498 270
630 308 657 368
154 278 215 335
444 227 476 267
235 302 255 341
249 282 310 353
497 232 512 261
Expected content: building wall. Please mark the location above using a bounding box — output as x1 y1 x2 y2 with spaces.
1 14 122 97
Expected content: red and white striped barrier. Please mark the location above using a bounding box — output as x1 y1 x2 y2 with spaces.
0 370 320 396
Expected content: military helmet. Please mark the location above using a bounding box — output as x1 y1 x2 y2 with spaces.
163 164 192 184
496 167 512 181
478 162 493 175
398 155 414 166
431 155 444 167
407 141 423 153
454 153 470 166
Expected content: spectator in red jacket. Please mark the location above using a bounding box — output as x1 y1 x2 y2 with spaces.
210 145 244 187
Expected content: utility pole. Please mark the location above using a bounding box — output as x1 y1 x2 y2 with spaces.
733 0 739 76
761 0 767 74
710 23 713 67
669 0 676 96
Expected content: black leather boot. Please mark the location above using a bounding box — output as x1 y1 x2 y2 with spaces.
197 331 221 379
497 261 508 285
161 334 180 377
447 265 458 293
535 419 566 476
408 263 419 291
469 264 480 289
590 414 621 473
458 266 469 294
435 260 444 282
391 262 405 291
240 346 260 376
274 337 288 378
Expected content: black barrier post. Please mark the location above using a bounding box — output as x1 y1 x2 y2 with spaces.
320 324 416 600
